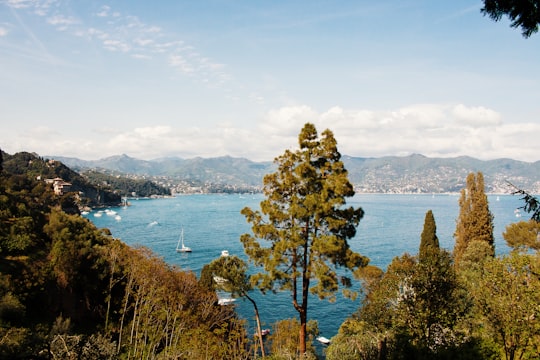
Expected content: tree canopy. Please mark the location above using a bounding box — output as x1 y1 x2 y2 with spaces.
241 123 368 355
419 210 439 262
453 172 495 268
482 0 540 37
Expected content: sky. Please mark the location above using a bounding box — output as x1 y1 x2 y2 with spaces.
1 0 539 162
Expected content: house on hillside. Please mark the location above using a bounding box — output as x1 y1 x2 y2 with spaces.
45 177 72 195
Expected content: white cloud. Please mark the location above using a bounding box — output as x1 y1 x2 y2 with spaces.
47 14 78 31
451 104 502 127
5 0 35 9
2 103 539 162
168 54 194 73
6 0 58 16
103 39 130 52
96 5 110 18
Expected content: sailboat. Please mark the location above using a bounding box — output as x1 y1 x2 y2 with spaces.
176 227 192 253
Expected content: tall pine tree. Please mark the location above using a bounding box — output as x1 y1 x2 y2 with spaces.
241 123 368 355
453 172 495 268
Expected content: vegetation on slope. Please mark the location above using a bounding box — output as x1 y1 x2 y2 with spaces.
0 150 248 359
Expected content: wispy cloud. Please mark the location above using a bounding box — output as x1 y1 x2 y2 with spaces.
6 0 59 16
47 14 78 31
4 0 232 90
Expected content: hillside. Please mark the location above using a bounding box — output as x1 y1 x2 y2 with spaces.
1 152 171 208
51 153 540 194
0 152 244 359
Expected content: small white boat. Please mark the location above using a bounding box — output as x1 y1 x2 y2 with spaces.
218 298 236 306
221 250 229 257
105 209 117 216
254 329 271 337
176 228 192 253
115 215 122 221
316 336 331 345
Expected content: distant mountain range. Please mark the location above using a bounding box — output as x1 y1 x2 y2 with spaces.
50 153 540 194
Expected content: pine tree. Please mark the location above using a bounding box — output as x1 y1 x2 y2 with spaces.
241 123 368 355
453 172 495 268
419 210 439 262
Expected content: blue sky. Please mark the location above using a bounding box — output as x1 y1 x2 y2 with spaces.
1 0 539 162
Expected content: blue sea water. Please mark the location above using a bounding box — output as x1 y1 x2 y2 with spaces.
87 193 524 344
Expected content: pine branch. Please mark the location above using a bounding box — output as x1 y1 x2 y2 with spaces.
507 181 540 222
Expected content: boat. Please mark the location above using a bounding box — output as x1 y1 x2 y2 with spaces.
221 250 229 257
254 329 271 337
176 228 192 253
316 336 331 345
218 298 236 306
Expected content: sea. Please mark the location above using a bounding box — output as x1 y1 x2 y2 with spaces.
86 193 524 347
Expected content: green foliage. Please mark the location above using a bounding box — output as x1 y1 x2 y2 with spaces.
202 254 252 296
509 183 540 222
82 169 171 197
419 210 439 262
454 172 494 268
0 158 249 359
503 220 540 252
482 0 540 38
1 151 122 207
241 123 368 354
201 254 267 356
326 318 392 360
266 318 318 359
471 252 540 360
116 247 248 359
356 228 471 359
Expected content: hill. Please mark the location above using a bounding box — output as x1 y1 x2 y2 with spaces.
51 153 540 194
1 152 171 208
0 151 244 358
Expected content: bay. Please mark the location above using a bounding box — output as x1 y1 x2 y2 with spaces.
87 193 524 343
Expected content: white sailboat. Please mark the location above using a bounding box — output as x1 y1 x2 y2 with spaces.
176 228 192 253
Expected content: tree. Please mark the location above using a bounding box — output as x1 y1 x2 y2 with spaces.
240 123 368 355
454 172 495 268
201 255 267 357
509 183 540 222
481 0 540 38
472 252 540 360
355 212 472 358
503 220 540 252
419 210 439 262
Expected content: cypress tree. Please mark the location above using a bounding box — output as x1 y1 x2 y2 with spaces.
419 210 439 262
453 172 495 268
